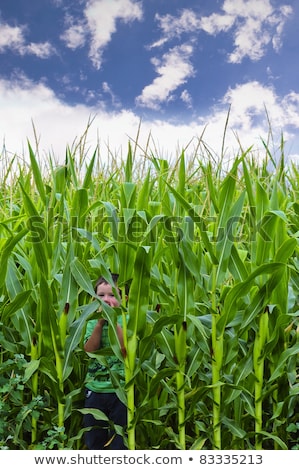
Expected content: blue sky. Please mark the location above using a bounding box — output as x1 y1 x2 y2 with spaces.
0 0 298 166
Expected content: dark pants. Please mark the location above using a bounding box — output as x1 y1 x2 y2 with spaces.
83 390 127 450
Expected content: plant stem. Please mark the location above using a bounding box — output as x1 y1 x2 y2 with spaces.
30 337 38 445
253 307 269 450
175 321 187 449
121 286 136 450
125 335 137 449
211 266 222 450
50 326 65 433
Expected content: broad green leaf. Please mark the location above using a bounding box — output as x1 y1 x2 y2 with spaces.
127 245 151 336
82 149 97 189
274 237 297 262
269 343 299 382
63 300 100 380
125 142 133 182
217 164 238 229
228 245 248 282
70 257 96 297
19 183 50 276
27 140 46 205
1 290 32 322
177 151 185 199
0 228 28 288
71 188 89 226
136 170 151 211
23 359 40 382
121 182 136 208
218 262 285 336
215 191 245 285
166 182 218 264
78 408 109 421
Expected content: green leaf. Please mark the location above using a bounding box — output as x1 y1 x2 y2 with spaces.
1 290 32 322
63 301 100 380
82 149 97 189
19 183 50 276
218 262 285 336
0 228 28 288
27 140 46 205
215 191 245 285
166 181 218 264
23 359 40 382
127 245 152 336
228 245 248 282
274 237 297 262
78 408 109 421
269 343 299 382
71 188 89 226
70 258 96 297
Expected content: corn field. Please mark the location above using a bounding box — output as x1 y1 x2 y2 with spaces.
0 134 299 450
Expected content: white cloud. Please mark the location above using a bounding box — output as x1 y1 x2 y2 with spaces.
24 41 56 59
221 0 273 17
203 80 299 164
221 81 299 131
1 76 299 169
61 0 143 69
152 1 292 64
136 44 195 110
180 89 192 108
0 21 56 58
60 18 86 49
0 75 147 164
222 81 277 130
199 12 234 35
150 9 200 48
140 1 293 114
271 5 293 52
200 0 293 63
228 18 271 63
0 23 25 50
102 81 121 107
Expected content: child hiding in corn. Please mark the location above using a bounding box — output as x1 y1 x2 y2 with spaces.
83 273 127 450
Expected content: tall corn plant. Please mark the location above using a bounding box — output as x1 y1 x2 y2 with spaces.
163 156 241 448
1 135 299 450
0 144 102 448
70 148 155 449
162 150 298 449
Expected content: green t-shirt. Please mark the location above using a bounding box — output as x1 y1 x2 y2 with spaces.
84 318 125 393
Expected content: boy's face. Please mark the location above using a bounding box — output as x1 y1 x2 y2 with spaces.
96 282 120 308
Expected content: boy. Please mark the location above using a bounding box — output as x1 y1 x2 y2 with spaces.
83 273 127 450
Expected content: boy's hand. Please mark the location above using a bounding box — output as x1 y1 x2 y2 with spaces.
116 324 127 358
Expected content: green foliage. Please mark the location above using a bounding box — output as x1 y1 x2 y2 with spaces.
0 137 299 450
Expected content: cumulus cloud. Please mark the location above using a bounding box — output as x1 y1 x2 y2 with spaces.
1 76 299 167
200 80 299 163
136 44 195 110
0 20 56 58
140 0 292 112
149 9 200 48
221 81 299 132
61 0 143 69
151 0 292 63
200 0 293 63
0 75 136 162
102 81 121 108
180 89 193 108
0 22 25 51
60 18 87 49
